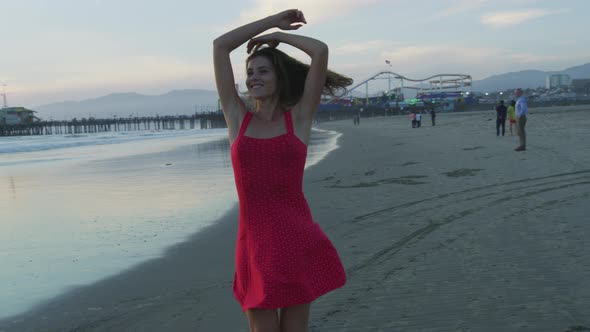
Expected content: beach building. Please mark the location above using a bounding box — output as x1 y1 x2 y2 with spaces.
0 107 40 125
571 79 590 94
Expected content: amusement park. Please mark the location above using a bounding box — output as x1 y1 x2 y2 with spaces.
320 61 474 115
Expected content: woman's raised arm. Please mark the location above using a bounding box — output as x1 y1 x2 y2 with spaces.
213 10 306 140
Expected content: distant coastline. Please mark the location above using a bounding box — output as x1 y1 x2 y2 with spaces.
24 62 590 121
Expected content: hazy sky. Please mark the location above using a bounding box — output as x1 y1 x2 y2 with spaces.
2 0 589 107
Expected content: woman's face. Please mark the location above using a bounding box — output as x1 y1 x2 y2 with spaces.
246 56 278 100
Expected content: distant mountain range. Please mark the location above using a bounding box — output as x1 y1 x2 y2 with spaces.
35 63 590 120
36 89 220 120
472 62 590 92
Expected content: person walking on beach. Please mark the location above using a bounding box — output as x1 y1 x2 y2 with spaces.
495 100 507 136
214 9 351 331
353 108 361 126
430 108 436 126
507 100 516 135
514 88 528 151
415 111 422 128
410 111 416 128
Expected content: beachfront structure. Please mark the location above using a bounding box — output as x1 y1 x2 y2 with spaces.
0 107 40 125
546 74 571 89
571 79 590 94
335 71 472 112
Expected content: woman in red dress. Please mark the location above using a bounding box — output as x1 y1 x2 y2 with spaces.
213 9 352 332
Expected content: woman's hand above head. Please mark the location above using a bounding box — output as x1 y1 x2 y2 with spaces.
272 9 306 31
247 32 281 54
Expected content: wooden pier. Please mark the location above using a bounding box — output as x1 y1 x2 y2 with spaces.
0 108 377 137
0 112 227 137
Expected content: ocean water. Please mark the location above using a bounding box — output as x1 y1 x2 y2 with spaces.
0 127 341 319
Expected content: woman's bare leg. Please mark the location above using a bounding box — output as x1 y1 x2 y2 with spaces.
279 303 311 332
246 308 280 332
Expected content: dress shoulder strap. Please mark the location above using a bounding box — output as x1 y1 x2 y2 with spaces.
237 111 253 138
285 110 294 134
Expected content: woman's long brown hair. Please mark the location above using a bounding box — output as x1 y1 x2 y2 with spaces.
246 47 353 107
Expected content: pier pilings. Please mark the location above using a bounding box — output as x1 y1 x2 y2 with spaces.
0 113 227 137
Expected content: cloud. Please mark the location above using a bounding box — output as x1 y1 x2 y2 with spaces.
236 0 383 25
333 40 399 55
381 46 497 66
481 8 569 28
506 52 560 63
431 0 489 19
329 43 586 88
380 45 564 69
41 56 209 90
11 55 215 105
186 23 226 37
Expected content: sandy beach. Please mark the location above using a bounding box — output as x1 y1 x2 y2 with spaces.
2 105 589 332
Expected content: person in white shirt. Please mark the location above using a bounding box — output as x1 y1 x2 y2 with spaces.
514 88 528 151
415 112 422 127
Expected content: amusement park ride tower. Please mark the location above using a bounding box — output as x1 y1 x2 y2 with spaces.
1 84 7 109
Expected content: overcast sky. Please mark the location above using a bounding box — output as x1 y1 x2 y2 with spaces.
1 0 589 107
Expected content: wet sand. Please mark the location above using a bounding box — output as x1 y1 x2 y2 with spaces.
2 105 589 331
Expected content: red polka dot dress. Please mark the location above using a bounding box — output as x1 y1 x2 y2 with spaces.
230 110 346 311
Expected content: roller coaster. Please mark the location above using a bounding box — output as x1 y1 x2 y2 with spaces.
335 71 472 106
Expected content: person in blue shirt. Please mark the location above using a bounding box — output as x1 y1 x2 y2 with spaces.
514 88 528 151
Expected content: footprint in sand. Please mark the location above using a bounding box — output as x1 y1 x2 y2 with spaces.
327 175 428 188
312 175 336 183
442 168 483 177
462 146 485 151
